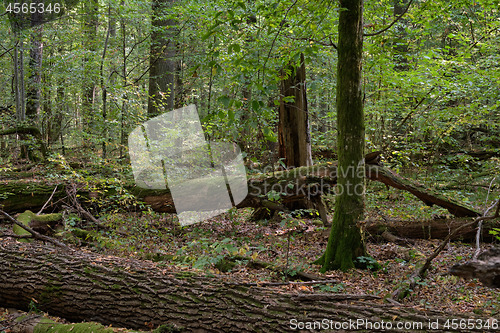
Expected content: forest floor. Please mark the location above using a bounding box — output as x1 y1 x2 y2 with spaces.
1 162 499 332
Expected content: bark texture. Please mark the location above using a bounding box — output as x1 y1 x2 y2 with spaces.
450 247 500 288
278 53 312 168
148 0 176 115
364 217 495 241
317 0 367 272
0 240 486 332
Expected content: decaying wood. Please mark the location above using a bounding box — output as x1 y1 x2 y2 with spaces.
449 200 500 288
0 209 69 250
1 159 479 221
449 247 500 288
391 200 499 299
363 217 496 241
0 239 487 332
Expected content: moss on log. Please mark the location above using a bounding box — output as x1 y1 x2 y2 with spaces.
0 239 487 332
1 162 479 219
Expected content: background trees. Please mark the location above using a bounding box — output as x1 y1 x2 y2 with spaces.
0 0 498 261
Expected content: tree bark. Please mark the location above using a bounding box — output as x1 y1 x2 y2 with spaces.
148 0 176 116
25 8 43 121
316 0 367 272
82 0 99 135
0 126 47 158
450 247 500 288
278 53 312 168
0 240 486 332
364 217 495 241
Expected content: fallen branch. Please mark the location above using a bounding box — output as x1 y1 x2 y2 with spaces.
66 183 102 225
37 185 58 215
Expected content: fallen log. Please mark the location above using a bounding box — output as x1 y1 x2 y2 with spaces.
365 165 479 217
363 217 497 241
1 161 479 219
0 239 488 332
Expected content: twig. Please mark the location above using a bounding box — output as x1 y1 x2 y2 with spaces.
261 0 299 83
0 209 71 250
364 0 415 37
37 185 58 215
66 184 102 225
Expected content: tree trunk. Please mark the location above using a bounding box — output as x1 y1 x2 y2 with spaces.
316 0 367 272
25 10 43 121
82 0 99 136
0 240 485 332
148 0 176 116
393 0 409 71
278 53 312 168
13 34 26 122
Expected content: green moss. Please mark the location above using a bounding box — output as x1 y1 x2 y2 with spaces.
174 271 197 280
154 323 184 333
12 210 33 242
34 321 114 333
40 283 62 303
12 210 62 242
214 258 236 272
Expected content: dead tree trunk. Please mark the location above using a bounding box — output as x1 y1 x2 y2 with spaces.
0 240 486 332
278 53 312 168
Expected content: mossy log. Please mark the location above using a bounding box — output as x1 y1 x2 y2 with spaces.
1 162 479 219
0 181 65 213
0 239 487 332
12 210 62 240
364 217 497 242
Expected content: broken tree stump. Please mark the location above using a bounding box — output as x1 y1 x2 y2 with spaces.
449 247 500 288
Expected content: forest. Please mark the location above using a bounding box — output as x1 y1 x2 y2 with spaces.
0 0 499 331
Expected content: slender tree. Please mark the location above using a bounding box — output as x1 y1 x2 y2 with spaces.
315 0 367 272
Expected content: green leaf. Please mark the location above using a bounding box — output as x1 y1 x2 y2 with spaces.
228 43 241 53
218 96 231 107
